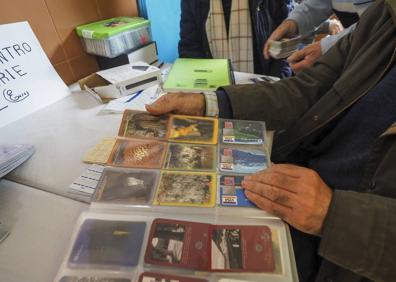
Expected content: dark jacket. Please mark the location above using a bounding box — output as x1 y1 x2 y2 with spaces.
178 0 292 78
221 0 396 281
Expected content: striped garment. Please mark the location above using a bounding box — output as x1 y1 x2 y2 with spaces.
205 0 254 73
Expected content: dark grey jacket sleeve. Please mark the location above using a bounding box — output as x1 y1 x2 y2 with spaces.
221 32 350 131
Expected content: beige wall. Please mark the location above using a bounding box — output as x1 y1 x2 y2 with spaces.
0 0 139 85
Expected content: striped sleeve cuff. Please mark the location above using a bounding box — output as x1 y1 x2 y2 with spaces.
203 91 219 117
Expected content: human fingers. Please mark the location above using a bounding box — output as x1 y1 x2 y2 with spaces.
245 190 292 220
145 93 180 115
264 20 297 59
242 179 296 207
243 170 298 193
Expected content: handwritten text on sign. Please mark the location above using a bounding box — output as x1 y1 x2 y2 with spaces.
0 22 69 128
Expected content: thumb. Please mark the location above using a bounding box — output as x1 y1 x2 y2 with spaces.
145 94 177 115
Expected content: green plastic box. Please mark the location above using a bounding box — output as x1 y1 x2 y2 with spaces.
76 17 151 58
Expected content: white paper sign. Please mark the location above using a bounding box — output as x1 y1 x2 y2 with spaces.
0 21 70 128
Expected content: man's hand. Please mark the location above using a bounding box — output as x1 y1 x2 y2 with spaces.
242 164 332 236
287 41 322 72
328 18 344 35
146 92 205 116
263 20 299 59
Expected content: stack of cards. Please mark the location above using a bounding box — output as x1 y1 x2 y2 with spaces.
144 219 275 273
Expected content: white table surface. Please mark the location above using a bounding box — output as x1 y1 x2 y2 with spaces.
0 179 87 282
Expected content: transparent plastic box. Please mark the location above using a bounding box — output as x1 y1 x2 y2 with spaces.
76 17 152 58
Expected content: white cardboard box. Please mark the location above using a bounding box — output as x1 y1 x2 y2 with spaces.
79 62 162 100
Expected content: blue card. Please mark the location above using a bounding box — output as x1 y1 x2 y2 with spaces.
69 219 146 268
219 175 255 207
219 147 268 174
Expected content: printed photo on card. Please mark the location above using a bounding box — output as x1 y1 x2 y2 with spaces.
144 219 210 270
154 171 216 207
69 219 146 268
60 277 130 282
138 272 208 282
94 167 159 205
118 110 169 140
219 146 268 174
108 138 166 169
221 120 265 145
210 225 275 272
168 115 218 144
219 175 255 207
164 143 216 171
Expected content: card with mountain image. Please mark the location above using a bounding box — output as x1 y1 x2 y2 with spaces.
164 143 216 171
107 138 166 169
168 115 218 144
93 167 159 205
118 110 169 140
221 119 265 145
219 145 268 174
153 171 216 207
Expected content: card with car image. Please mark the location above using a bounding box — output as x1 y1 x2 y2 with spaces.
218 174 255 207
168 115 218 144
209 225 275 272
138 272 208 282
144 219 210 270
118 110 170 140
107 138 166 169
164 143 216 171
69 219 146 268
93 167 159 205
221 119 265 145
219 145 268 174
153 171 216 207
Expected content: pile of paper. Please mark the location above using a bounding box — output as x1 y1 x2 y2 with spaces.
0 144 35 178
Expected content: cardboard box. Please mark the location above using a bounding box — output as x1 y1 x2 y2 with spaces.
96 42 158 70
79 62 162 100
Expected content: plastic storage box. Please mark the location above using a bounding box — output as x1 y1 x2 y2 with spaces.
76 17 151 58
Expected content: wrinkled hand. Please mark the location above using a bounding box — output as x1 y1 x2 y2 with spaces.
328 18 344 35
146 92 205 116
287 41 322 73
242 164 332 236
263 20 299 59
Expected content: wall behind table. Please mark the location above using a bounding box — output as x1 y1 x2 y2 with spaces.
143 0 181 63
0 0 138 85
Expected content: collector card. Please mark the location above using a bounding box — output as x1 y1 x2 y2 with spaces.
219 146 268 174
118 110 169 140
60 277 131 282
210 225 275 272
144 219 210 270
168 115 218 144
164 143 216 171
221 119 265 145
94 167 159 205
218 175 255 207
69 219 146 268
107 138 166 169
154 171 216 207
138 272 208 282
